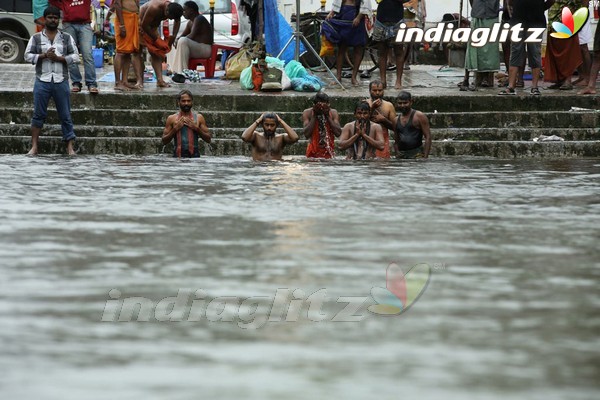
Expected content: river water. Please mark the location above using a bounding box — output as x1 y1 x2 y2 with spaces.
0 155 598 400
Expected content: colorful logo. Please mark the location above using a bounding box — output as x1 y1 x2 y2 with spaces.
368 263 431 315
550 7 589 39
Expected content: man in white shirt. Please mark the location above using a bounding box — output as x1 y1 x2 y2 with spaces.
25 5 80 155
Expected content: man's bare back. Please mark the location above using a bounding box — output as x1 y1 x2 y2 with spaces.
187 14 213 44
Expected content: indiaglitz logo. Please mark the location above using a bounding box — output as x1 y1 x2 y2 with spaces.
368 262 431 315
551 7 589 39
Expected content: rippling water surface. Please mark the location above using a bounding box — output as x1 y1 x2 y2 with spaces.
1 155 599 400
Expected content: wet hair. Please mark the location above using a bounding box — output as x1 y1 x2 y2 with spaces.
397 91 412 102
369 80 384 90
177 90 193 102
167 3 184 19
355 101 371 113
43 5 61 18
313 91 329 104
183 1 199 14
262 112 277 123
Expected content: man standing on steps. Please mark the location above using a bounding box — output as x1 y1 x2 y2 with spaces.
302 91 342 159
53 0 100 94
25 6 79 156
113 0 144 91
139 0 184 88
365 80 396 158
371 0 408 89
241 113 299 161
393 91 431 159
162 90 211 158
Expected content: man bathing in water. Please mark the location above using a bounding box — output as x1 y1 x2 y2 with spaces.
139 0 183 87
338 101 384 160
393 91 431 159
365 80 396 158
302 91 342 159
241 113 299 161
162 90 211 157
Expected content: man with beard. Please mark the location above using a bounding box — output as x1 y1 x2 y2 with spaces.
393 91 431 158
365 80 396 159
139 0 184 87
302 91 342 159
25 6 79 155
338 101 384 160
162 90 211 158
241 113 299 161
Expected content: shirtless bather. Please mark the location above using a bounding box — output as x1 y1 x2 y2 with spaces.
338 101 384 160
139 0 183 87
241 113 299 161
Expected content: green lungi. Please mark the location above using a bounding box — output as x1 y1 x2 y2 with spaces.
465 18 500 72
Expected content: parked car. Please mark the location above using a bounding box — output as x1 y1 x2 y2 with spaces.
0 0 36 63
167 0 251 49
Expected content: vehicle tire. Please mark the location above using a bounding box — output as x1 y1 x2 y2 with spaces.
0 31 25 63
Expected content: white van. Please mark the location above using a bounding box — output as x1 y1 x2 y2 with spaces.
0 0 36 63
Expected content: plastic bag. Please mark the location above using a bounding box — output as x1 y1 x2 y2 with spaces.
240 65 254 89
319 34 334 57
225 47 252 80
291 75 323 92
285 60 307 80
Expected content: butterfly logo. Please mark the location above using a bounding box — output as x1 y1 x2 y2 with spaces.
368 262 431 315
550 7 589 39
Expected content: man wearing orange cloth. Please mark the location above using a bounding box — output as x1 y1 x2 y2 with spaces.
139 0 183 87
302 92 342 159
113 0 144 90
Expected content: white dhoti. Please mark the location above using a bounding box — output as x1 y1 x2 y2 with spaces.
172 37 212 73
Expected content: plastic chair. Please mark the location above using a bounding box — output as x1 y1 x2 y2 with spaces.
188 44 239 78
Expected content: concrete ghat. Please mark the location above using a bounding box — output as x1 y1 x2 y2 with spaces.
1 62 599 157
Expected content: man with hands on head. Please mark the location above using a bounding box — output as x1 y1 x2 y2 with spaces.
162 90 211 158
241 113 299 161
338 101 385 160
302 92 342 159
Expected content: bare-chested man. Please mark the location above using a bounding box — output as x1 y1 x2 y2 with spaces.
241 113 299 161
113 0 144 91
393 91 431 159
162 90 211 158
171 1 213 80
302 91 342 159
139 0 183 87
339 101 384 160
365 80 396 158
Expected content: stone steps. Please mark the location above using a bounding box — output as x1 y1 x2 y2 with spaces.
3 108 600 129
2 135 598 157
2 123 599 141
1 90 599 157
1 91 599 113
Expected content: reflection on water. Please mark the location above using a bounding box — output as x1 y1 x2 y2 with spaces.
0 155 599 400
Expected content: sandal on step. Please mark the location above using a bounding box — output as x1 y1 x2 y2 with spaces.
498 87 516 95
